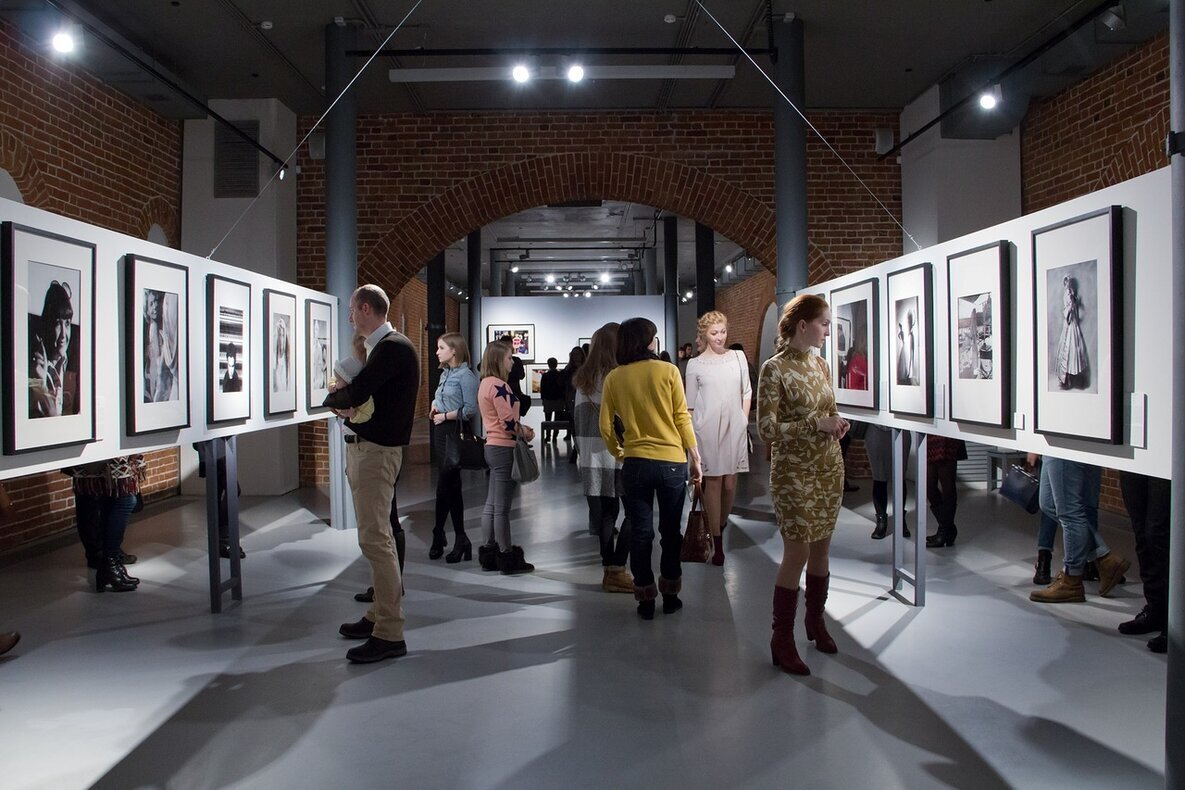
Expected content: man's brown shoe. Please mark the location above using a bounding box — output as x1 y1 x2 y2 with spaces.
1030 571 1086 603
601 566 634 593
0 631 19 656
1094 552 1131 597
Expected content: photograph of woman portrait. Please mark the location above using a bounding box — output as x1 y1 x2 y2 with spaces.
142 288 180 403
27 265 81 419
271 313 291 394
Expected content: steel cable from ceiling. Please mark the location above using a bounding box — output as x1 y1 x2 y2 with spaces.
208 0 427 260
692 0 924 252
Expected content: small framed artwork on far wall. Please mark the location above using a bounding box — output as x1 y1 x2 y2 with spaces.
487 324 535 362
207 275 251 424
829 277 879 410
264 289 298 415
886 262 933 417
126 255 190 435
1031 205 1123 443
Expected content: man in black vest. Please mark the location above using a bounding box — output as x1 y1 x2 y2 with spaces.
324 285 419 663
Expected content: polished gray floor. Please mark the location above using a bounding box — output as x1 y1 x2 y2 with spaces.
0 427 1168 789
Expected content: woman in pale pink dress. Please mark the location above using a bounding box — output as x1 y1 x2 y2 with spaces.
1055 276 1087 389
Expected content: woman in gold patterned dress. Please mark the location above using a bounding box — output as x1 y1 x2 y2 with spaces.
757 294 849 676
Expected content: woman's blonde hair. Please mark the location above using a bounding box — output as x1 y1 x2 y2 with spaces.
776 294 829 352
437 332 470 368
573 322 619 395
696 310 728 338
479 340 512 380
351 331 367 363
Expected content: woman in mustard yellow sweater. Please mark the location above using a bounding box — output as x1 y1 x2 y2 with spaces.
601 318 702 619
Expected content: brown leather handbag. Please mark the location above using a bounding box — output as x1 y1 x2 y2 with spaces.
680 482 713 563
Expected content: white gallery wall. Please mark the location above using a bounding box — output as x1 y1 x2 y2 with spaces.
480 294 666 433
816 166 1171 478
0 196 337 483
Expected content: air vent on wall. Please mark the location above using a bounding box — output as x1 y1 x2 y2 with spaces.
214 120 260 199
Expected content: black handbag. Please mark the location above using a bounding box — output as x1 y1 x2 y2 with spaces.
443 420 487 471
1000 464 1040 514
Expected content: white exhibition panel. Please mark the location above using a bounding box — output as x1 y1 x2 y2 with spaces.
813 167 1172 479
480 294 667 433
0 197 337 482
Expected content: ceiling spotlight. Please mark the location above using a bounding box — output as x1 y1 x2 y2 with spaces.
259 20 274 31
724 263 733 273
584 291 591 298
277 164 287 181
511 64 530 83
567 285 574 291
685 290 693 299
510 265 520 273
599 272 610 283
664 13 678 23
567 64 584 83
1100 4 1126 31
593 284 599 290
563 292 570 298
52 31 75 53
978 84 1002 110
545 274 555 283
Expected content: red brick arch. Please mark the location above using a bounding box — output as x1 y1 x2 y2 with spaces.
135 195 178 246
357 152 777 292
0 126 50 206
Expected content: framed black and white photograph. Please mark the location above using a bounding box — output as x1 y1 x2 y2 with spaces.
126 255 189 435
306 298 333 412
948 241 1010 427
886 263 933 417
829 278 878 409
1032 206 1122 443
207 275 251 424
264 289 297 415
486 324 535 362
1 223 96 454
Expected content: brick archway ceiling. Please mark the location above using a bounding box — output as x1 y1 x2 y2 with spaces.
0 126 49 206
357 152 777 293
137 195 178 246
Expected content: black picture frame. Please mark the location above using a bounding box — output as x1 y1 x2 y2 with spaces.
1 222 97 454
263 289 297 416
886 262 933 418
125 255 190 436
947 241 1011 428
207 274 252 424
305 298 333 412
829 277 879 410
1031 206 1123 444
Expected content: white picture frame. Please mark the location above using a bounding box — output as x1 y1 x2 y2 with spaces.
126 255 190 435
886 262 933 417
264 289 298 416
207 275 251 424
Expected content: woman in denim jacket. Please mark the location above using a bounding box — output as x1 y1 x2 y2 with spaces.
429 332 480 562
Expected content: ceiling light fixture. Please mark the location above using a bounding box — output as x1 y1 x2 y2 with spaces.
567 64 584 83
1100 4 1126 31
584 291 591 298
978 84 1002 110
52 31 75 53
545 274 555 283
510 265 520 273
724 263 733 273
599 272 610 283
511 64 530 83
685 290 693 299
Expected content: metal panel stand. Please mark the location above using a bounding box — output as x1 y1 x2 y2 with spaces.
198 437 243 613
327 418 356 531
891 430 927 606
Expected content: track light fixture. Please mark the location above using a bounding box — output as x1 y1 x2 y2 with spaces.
511 64 530 83
978 84 1002 110
52 30 75 53
567 64 584 83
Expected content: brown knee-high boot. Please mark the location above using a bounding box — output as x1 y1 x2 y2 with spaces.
804 573 838 654
771 585 810 676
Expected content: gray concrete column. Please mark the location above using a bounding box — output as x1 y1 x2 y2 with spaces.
505 268 517 296
467 230 482 365
631 269 644 296
1167 0 1184 784
490 261 505 297
773 16 808 308
324 23 358 356
643 248 659 294
695 222 715 315
663 216 679 356
426 253 446 399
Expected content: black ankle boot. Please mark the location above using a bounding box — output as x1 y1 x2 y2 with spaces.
429 529 447 560
870 513 888 540
446 535 472 563
926 525 958 548
96 556 137 592
478 543 500 571
1033 549 1052 585
498 546 534 575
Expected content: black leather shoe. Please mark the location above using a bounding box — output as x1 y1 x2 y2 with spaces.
1148 632 1167 654
429 530 447 560
1119 606 1166 635
339 617 375 640
843 480 859 492
117 550 138 565
354 587 375 603
445 537 472 563
1033 549 1052 585
219 542 246 559
870 514 888 540
347 636 407 663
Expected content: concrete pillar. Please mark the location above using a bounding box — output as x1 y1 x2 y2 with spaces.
663 216 679 356
695 221 715 315
772 16 808 308
490 261 505 297
426 253 446 399
643 248 659 294
505 267 517 296
324 22 358 362
467 230 482 365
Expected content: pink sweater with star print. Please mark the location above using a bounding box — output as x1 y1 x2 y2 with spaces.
478 375 522 447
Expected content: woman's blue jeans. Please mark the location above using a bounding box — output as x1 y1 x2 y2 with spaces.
1039 458 1104 575
622 458 687 588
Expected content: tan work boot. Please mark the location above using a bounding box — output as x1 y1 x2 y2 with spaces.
601 566 634 593
1030 571 1086 603
1094 551 1131 597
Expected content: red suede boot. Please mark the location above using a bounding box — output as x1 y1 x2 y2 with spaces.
771 585 810 676
804 573 838 654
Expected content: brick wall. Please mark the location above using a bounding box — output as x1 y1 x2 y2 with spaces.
1021 31 1169 513
0 20 183 553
